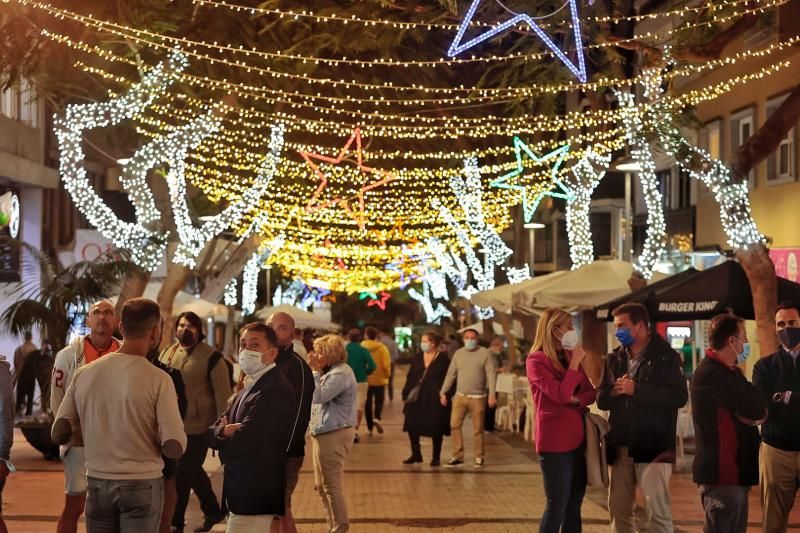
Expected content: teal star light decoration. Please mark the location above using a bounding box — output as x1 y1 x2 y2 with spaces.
491 138 572 223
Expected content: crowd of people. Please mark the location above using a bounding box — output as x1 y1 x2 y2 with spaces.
527 301 800 533
0 296 799 532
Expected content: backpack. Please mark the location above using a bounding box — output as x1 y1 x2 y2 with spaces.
208 351 235 389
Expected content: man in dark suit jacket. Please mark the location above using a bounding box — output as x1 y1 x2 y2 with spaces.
210 323 296 532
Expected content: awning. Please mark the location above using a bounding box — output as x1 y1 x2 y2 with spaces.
594 260 800 321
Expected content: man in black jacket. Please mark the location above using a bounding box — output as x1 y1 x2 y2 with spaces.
691 314 766 533
210 323 295 532
597 303 688 533
266 312 314 533
753 301 800 533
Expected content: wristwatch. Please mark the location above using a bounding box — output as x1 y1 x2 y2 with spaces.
773 392 785 403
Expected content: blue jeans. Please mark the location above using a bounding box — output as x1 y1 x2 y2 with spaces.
86 477 163 533
538 446 587 533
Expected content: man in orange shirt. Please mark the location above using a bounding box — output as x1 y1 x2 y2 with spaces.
50 300 120 533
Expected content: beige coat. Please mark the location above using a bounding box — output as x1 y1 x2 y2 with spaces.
585 412 610 488
160 341 231 435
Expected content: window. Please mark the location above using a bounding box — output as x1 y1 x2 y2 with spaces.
0 80 40 128
656 169 671 210
731 108 756 188
677 169 692 209
707 120 722 160
0 86 17 119
767 94 796 185
19 79 38 127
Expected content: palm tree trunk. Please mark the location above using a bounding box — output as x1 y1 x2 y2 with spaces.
114 268 151 317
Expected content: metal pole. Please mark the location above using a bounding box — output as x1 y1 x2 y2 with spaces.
528 229 535 277
624 172 632 261
265 266 272 307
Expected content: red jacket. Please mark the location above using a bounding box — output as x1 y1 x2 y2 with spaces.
527 351 597 453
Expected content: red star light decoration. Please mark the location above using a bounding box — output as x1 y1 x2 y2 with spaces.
367 291 391 310
300 127 395 231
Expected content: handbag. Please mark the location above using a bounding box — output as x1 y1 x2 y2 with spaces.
405 353 437 404
584 411 611 488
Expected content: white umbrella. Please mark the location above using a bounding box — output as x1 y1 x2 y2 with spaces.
110 282 234 322
255 303 339 330
458 320 524 338
471 271 569 313
512 260 667 315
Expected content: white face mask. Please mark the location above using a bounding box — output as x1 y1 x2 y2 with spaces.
559 329 580 351
420 341 433 352
238 349 267 376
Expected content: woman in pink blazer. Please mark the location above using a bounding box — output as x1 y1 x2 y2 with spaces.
526 307 597 533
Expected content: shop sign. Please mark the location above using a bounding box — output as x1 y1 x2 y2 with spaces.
769 248 800 283
658 301 719 313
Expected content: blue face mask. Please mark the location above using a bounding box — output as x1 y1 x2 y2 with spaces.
615 327 634 347
464 339 478 351
735 339 751 365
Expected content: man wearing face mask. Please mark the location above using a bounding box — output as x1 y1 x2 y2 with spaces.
210 323 295 532
597 303 687 533
439 329 496 468
753 301 800 533
691 314 766 533
160 311 231 533
52 298 186 532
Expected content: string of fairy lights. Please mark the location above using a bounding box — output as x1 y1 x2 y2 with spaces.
21 0 790 296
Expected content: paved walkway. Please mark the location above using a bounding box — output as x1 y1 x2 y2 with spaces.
5 366 800 531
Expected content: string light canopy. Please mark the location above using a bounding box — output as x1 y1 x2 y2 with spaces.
20 0 790 293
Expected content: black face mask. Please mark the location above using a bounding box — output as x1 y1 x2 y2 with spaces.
778 327 800 349
179 330 196 346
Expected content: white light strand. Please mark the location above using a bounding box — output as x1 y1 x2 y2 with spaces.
505 265 532 284
53 52 189 270
223 278 238 306
616 89 666 279
643 63 765 249
241 239 283 315
565 149 611 269
429 158 518 319
170 120 286 267
408 275 453 325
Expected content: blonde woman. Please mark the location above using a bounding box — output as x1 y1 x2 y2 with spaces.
527 308 596 533
308 334 358 533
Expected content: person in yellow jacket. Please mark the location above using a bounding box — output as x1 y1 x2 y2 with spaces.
361 327 392 435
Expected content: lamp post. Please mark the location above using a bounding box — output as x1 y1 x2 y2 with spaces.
615 160 642 262
523 222 545 277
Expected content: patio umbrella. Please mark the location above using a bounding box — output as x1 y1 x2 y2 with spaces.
254 303 340 330
471 271 569 313
595 260 800 321
512 260 667 315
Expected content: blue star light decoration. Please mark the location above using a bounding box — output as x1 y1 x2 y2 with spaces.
386 246 431 290
447 0 588 82
491 138 573 223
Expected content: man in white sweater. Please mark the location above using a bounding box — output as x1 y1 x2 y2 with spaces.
439 329 496 468
51 300 120 533
53 298 186 533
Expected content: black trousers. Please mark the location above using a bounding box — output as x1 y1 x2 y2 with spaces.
173 434 221 526
408 431 443 461
365 385 385 431
388 364 395 401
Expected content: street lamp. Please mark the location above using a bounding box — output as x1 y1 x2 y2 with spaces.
523 222 545 276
